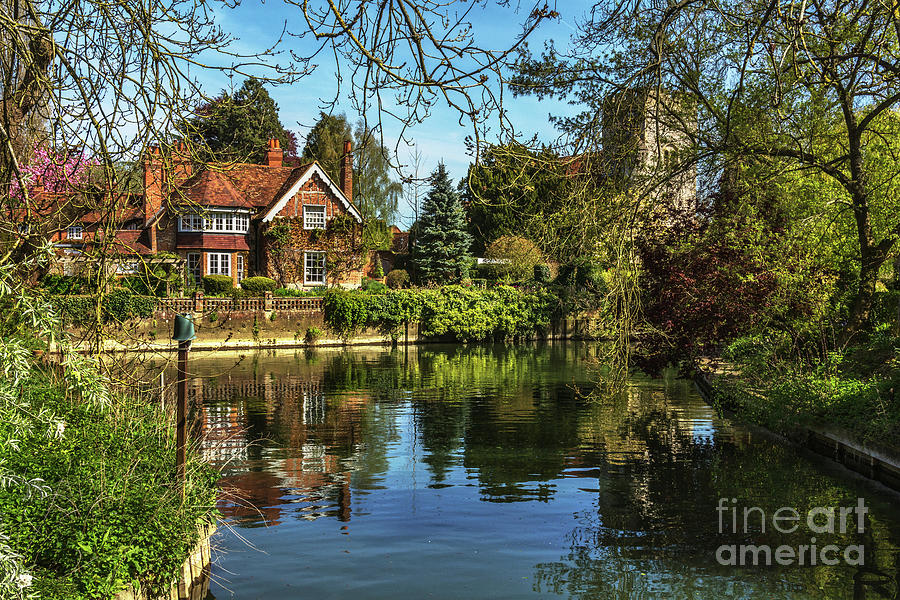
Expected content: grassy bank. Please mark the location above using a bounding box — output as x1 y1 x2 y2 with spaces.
0 359 217 600
706 331 900 452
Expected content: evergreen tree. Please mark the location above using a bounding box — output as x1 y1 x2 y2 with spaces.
412 163 472 282
190 77 298 164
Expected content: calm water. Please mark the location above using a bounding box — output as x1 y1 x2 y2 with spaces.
179 343 900 599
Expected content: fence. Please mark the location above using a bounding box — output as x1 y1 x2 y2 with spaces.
157 292 323 315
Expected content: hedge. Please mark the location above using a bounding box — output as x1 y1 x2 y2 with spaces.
202 275 234 296
51 289 155 325
323 285 558 342
239 276 278 294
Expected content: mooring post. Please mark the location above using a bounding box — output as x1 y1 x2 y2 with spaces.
172 314 196 491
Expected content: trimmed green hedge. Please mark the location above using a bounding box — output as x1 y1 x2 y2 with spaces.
202 275 234 296
323 285 558 342
51 289 155 325
240 276 278 294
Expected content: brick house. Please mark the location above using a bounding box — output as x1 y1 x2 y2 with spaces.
41 139 386 289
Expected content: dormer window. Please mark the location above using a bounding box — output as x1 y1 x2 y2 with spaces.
303 205 326 230
67 225 83 240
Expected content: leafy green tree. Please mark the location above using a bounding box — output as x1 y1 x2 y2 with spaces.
513 0 900 337
413 163 472 283
303 114 402 226
190 77 298 164
354 123 402 224
301 112 353 182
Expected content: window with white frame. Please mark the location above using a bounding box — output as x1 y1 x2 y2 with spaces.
207 252 231 276
304 251 326 285
236 254 245 282
67 225 83 240
303 205 326 230
178 211 249 233
187 253 201 284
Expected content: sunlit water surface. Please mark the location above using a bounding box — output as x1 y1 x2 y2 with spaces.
174 343 900 599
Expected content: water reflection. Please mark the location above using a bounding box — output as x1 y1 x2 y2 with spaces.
169 343 900 599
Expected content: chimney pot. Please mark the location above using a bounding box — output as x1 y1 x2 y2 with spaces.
266 137 283 168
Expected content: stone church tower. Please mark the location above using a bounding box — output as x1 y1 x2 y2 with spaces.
601 88 697 216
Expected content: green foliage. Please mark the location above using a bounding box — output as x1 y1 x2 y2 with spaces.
361 277 387 293
240 276 278 294
304 327 323 345
0 370 217 600
353 123 402 224
190 77 298 163
555 257 605 291
534 264 552 283
51 289 155 326
385 269 410 289
323 286 558 342
462 143 574 258
482 235 544 282
273 287 326 297
202 275 234 296
372 258 385 279
301 112 353 183
40 275 94 295
412 163 473 283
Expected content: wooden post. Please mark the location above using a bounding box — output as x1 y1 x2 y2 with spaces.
176 339 190 489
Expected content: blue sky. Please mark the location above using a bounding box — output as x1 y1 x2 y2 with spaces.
191 2 591 224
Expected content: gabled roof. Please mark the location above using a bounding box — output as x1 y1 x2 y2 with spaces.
258 162 362 223
174 169 252 209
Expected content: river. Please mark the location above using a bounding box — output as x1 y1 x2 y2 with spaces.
174 342 900 599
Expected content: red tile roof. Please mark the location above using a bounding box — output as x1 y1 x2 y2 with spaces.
174 169 253 209
224 163 313 208
176 232 250 251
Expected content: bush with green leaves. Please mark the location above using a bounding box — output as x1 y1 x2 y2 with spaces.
40 274 94 295
239 276 278 294
202 274 234 296
360 277 387 293
273 287 327 297
385 269 410 289
482 235 544 282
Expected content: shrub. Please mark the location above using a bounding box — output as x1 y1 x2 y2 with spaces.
274 287 327 297
103 288 155 322
556 257 604 290
305 326 323 345
1 371 216 600
533 263 552 283
202 274 234 296
240 276 278 294
385 269 410 289
483 235 544 282
40 274 93 295
361 277 387 293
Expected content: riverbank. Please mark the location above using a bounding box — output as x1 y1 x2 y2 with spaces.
693 358 900 492
0 365 218 600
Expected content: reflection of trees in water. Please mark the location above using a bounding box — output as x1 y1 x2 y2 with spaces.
531 405 900 599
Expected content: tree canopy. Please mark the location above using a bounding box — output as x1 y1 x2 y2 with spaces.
189 77 299 164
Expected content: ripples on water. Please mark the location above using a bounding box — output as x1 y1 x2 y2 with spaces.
170 343 900 599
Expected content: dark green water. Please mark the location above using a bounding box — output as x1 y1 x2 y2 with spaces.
185 343 900 599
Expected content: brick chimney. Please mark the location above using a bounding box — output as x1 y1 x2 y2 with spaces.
142 146 164 225
266 138 283 168
340 139 352 201
172 140 193 185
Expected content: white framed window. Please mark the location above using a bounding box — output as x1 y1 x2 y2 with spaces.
303 205 326 230
179 211 249 233
187 252 201 284
67 225 83 240
207 252 231 276
304 251 326 285
236 254 245 282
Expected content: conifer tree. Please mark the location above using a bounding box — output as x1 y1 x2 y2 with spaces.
413 163 472 282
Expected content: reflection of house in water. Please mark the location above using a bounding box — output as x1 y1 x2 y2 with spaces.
190 372 369 527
